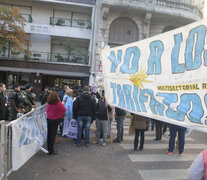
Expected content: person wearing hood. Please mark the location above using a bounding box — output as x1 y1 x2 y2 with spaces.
73 86 96 147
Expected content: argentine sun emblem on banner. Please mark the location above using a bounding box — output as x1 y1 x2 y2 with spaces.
102 18 207 133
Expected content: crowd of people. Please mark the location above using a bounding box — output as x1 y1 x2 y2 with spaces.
0 82 206 179
0 83 37 121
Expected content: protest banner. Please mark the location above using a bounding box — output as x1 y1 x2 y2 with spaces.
67 119 78 139
11 111 47 171
101 18 207 133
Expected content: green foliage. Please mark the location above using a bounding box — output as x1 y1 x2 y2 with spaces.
0 6 30 58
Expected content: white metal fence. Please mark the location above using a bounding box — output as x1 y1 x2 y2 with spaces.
0 105 46 180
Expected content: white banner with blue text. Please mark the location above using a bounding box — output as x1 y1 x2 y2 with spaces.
102 18 207 133
11 111 47 171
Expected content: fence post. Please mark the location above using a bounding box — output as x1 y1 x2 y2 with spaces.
0 120 7 180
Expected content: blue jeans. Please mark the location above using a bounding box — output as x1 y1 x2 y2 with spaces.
168 124 186 154
96 119 108 142
76 116 91 145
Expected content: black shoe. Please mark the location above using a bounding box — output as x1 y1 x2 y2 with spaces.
152 138 161 142
85 144 89 147
48 151 58 155
139 147 143 151
121 138 123 141
113 139 120 143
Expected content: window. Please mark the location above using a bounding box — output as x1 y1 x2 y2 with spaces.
109 17 139 47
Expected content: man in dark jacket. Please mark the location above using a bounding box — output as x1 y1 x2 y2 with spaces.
73 86 96 147
58 85 69 101
94 93 111 146
41 87 52 105
24 84 37 113
8 83 25 121
0 83 6 120
113 107 126 143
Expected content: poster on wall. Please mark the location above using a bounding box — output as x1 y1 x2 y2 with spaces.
101 18 207 132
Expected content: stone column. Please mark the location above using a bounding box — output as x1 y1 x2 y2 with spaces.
142 12 152 39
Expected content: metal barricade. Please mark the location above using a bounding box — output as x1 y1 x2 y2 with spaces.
0 120 5 180
0 105 46 180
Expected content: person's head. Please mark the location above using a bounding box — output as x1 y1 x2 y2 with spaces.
83 86 89 92
65 88 73 97
13 83 20 92
47 91 59 105
44 86 48 92
25 84 31 92
0 83 6 93
64 85 69 91
48 87 53 94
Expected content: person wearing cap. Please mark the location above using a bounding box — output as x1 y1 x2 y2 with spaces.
23 84 37 113
8 83 25 121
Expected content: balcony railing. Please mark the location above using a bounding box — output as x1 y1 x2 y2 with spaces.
50 17 91 29
0 50 89 65
51 53 89 64
156 0 203 18
21 13 32 23
102 0 203 19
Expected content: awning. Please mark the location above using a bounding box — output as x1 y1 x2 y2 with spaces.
0 66 89 77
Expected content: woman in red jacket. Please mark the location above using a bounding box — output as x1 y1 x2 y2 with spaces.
46 91 66 155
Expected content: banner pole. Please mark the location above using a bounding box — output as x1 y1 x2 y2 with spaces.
107 107 113 150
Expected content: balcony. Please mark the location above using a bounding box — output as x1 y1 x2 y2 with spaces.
50 17 91 29
102 0 203 21
21 14 32 23
0 51 89 65
24 23 91 39
51 53 88 65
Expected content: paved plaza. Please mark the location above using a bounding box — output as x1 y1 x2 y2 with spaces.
8 118 207 180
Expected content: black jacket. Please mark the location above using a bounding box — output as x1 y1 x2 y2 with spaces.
115 107 126 117
41 92 49 105
73 92 96 120
96 98 112 120
0 92 6 120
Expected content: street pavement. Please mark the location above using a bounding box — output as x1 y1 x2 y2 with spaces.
8 118 207 180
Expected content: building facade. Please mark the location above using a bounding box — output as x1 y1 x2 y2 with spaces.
0 0 96 99
94 0 204 74
0 0 205 99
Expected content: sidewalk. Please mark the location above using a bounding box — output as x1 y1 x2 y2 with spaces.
8 129 139 180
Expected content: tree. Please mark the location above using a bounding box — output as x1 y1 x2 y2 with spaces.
0 6 30 59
